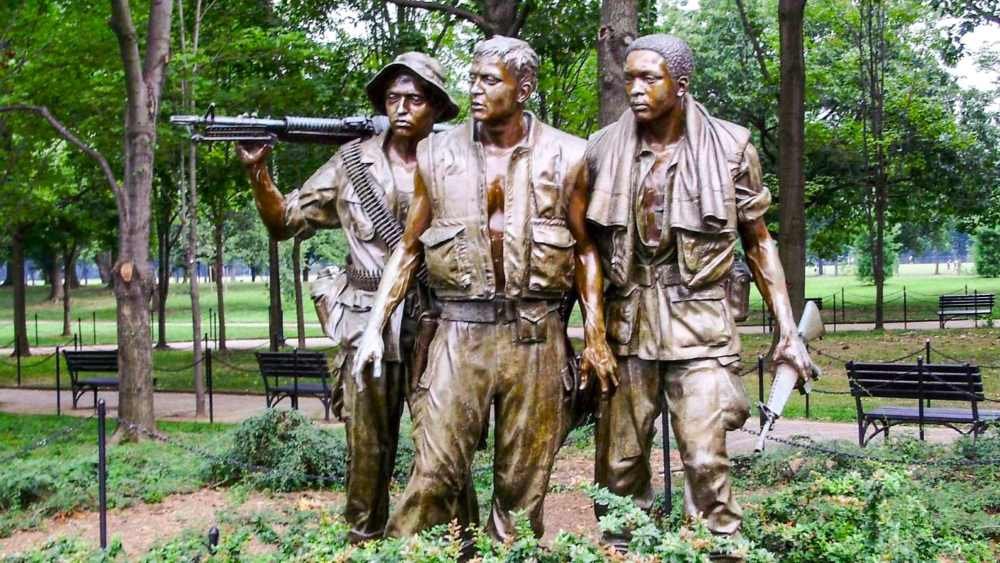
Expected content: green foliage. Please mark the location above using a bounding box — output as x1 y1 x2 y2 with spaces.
974 228 1000 277
0 414 222 538
206 409 347 491
853 228 901 282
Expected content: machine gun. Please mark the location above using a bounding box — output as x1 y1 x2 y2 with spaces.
170 104 449 145
755 300 824 452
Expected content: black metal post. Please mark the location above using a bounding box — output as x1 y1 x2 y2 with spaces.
208 526 220 554
805 391 811 418
77 317 82 343
757 355 765 431
205 333 214 424
92 311 97 345
34 313 38 346
925 339 931 364
97 400 108 550
56 346 61 416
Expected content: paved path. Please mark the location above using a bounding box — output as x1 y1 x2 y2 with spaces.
0 388 959 454
0 318 981 356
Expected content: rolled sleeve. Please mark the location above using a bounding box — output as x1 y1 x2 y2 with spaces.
284 153 345 239
734 143 771 224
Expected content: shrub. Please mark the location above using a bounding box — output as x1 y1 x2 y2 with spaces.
206 409 348 491
974 228 1000 277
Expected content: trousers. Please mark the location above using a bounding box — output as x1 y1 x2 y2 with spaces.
385 311 569 541
594 356 750 543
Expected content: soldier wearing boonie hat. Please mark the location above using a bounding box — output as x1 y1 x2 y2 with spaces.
236 51 476 543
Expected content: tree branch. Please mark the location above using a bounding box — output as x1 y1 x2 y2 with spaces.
109 0 146 124
384 0 494 36
734 0 772 83
510 0 533 37
0 104 121 195
142 0 174 106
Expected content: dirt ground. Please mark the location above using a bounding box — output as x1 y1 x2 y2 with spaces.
0 446 687 558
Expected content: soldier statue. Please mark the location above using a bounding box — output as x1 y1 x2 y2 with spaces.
235 52 478 543
353 36 617 541
579 34 816 546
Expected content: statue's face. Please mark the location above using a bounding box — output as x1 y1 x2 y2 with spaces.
384 73 437 140
469 55 529 124
624 50 688 123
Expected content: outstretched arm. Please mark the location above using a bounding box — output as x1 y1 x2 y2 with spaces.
236 143 293 241
351 168 433 381
740 213 813 380
567 161 618 393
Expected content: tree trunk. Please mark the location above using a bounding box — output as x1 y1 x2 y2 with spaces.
834 261 839 276
96 251 113 286
250 265 257 283
109 0 174 440
597 0 637 127
777 0 807 321
292 237 305 349
156 213 171 349
817 257 824 276
185 142 205 416
47 255 65 302
213 209 227 351
10 227 30 356
268 238 283 351
67 254 80 289
61 245 76 337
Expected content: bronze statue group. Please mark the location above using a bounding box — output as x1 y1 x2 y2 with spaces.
238 33 815 559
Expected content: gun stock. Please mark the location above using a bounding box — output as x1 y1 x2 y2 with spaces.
754 301 824 452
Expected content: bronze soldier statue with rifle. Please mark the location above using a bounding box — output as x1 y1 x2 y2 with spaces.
231 52 478 544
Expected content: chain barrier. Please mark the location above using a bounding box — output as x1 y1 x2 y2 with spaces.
928 347 1000 370
152 355 207 373
212 356 261 374
738 424 1000 467
0 415 96 465
0 348 59 369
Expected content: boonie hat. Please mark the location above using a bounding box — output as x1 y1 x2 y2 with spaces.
365 52 460 122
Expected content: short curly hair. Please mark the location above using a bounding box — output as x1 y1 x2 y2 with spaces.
473 35 539 91
625 34 695 81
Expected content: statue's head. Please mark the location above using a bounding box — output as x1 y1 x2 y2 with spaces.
469 36 538 124
366 52 460 140
624 34 693 124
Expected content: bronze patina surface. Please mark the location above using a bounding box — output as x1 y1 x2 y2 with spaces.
353 36 616 542
237 52 477 543
582 34 816 545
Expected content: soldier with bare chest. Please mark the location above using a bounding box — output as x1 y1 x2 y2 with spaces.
354 36 616 541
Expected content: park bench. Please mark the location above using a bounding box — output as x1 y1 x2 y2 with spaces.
938 293 994 328
62 350 119 409
255 350 334 421
847 359 1000 447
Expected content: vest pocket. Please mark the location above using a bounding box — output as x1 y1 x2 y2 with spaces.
667 284 732 349
527 219 575 293
605 287 640 345
419 222 472 293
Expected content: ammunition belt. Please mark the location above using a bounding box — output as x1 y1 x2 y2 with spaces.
345 265 382 292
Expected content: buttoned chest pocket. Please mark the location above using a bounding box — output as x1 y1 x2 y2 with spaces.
532 180 564 217
339 190 376 242
527 219 575 294
419 222 473 293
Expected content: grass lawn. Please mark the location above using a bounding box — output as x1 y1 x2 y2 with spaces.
4 265 1000 347
2 328 998 423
